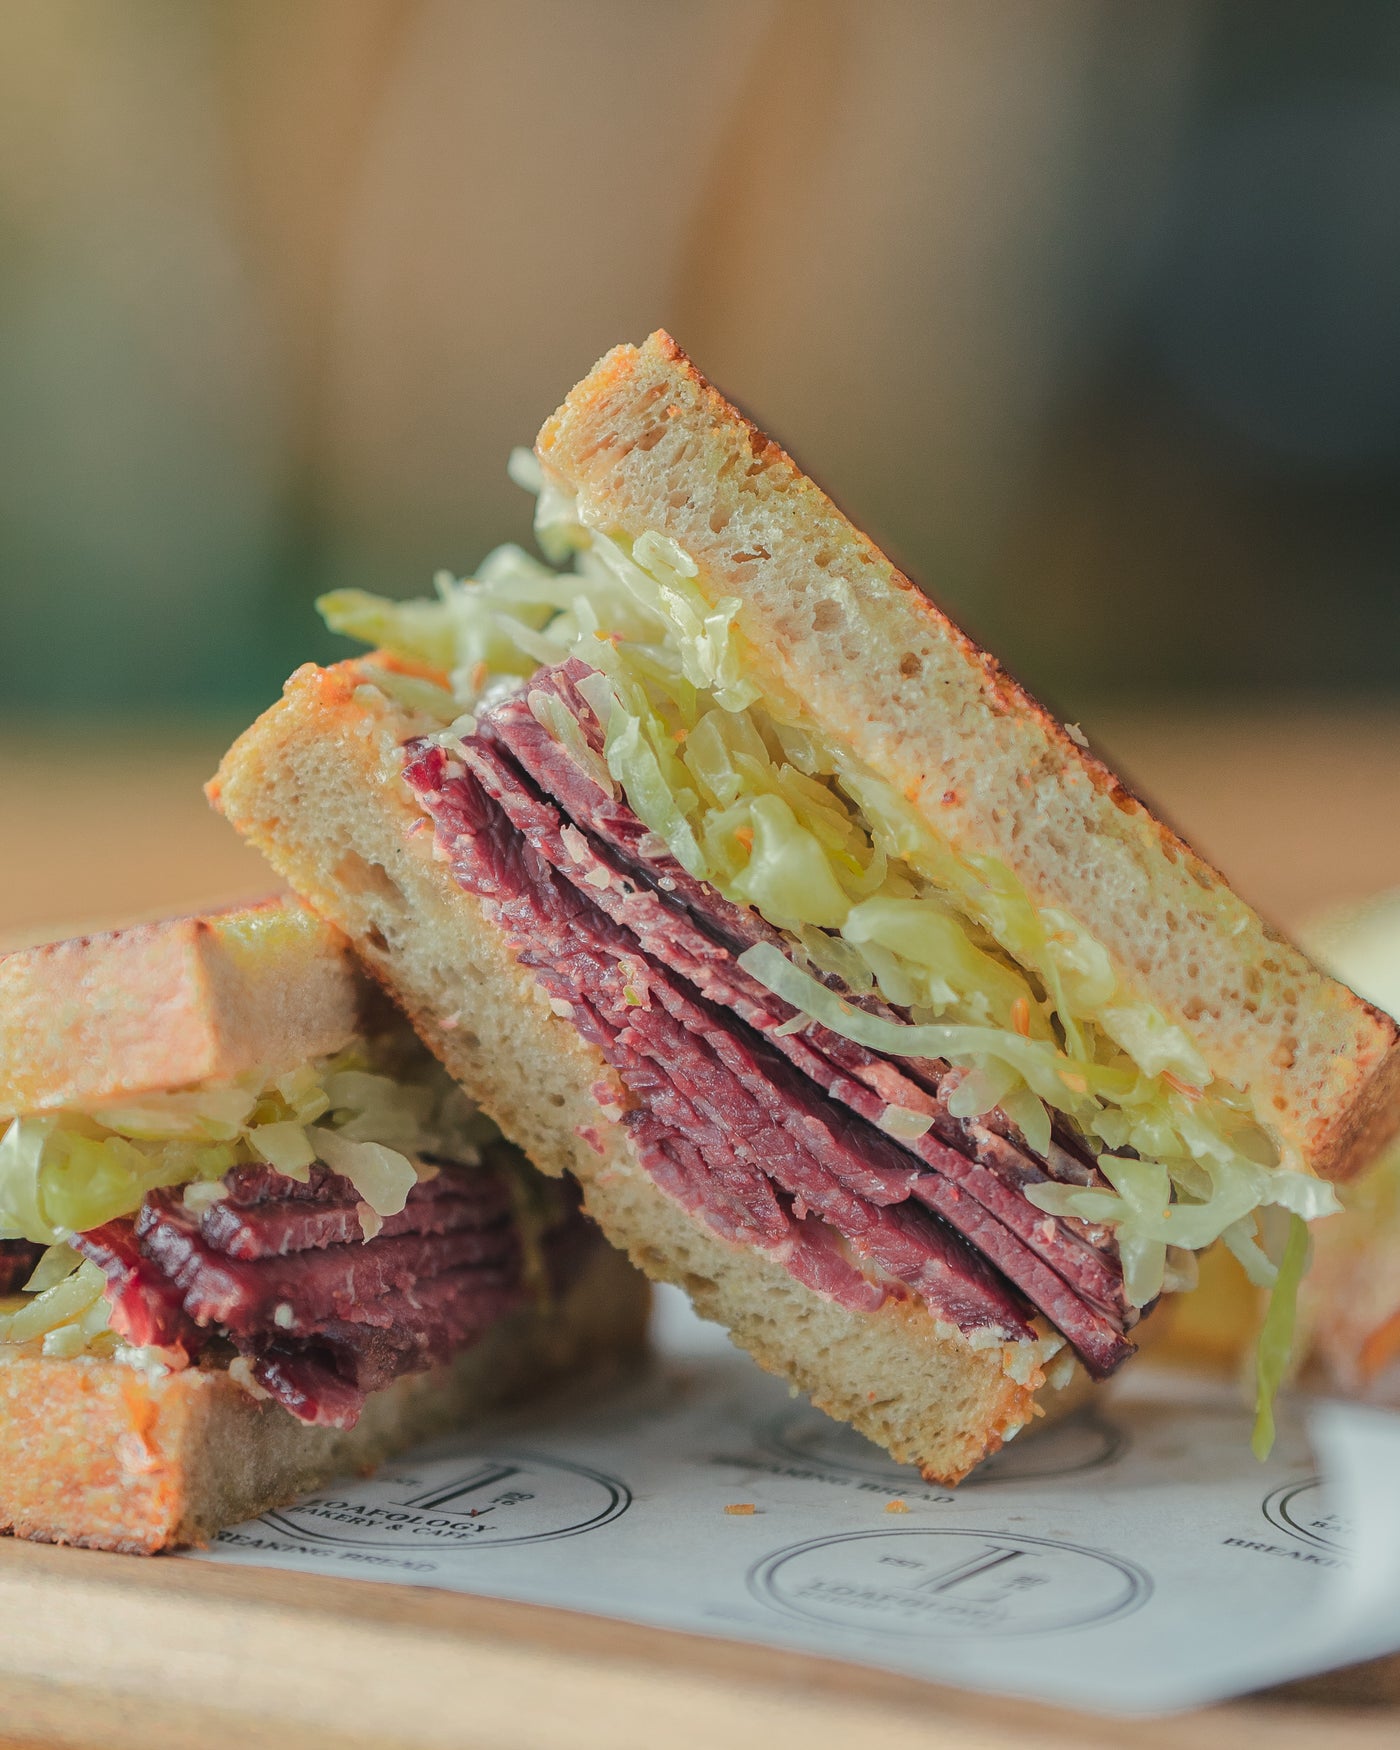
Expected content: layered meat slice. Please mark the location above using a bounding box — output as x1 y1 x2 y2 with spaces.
407 740 1034 1343
74 1154 590 1427
471 684 1131 1335
403 674 1138 1377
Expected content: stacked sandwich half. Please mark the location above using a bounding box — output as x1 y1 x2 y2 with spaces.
5 333 1396 1554
207 333 1400 1484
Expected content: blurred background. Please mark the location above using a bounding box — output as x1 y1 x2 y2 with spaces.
3 0 1400 936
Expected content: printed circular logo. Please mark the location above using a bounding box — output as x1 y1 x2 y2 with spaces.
759 1403 1124 1486
264 1449 630 1552
751 1528 1150 1638
1263 1477 1351 1552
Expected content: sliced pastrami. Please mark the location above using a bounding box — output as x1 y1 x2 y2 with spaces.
136 1193 520 1329
200 1162 516 1260
74 1220 204 1353
406 742 1043 1352
779 1199 890 1314
74 1161 593 1428
485 674 1122 1226
447 725 1132 1371
248 1346 366 1426
503 659 785 954
634 1120 788 1251
615 947 1038 1336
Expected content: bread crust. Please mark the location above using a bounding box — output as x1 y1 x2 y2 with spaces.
537 333 1400 1181
210 663 1084 1484
0 899 365 1118
0 1243 647 1554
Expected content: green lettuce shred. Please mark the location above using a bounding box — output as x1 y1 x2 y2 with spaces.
1252 1213 1312 1460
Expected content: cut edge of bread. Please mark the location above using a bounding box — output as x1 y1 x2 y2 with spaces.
0 897 366 1118
537 331 1400 1182
0 1240 647 1554
210 662 1090 1486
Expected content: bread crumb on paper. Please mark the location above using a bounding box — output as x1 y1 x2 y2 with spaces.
884 1500 910 1514
724 1502 756 1516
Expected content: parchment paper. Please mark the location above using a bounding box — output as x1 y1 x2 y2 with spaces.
188 1287 1400 1716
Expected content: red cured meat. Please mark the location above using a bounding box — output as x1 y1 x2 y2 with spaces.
136 1193 521 1328
198 1164 515 1260
485 673 1124 1290
406 673 1139 1378
73 1220 204 1353
73 1162 592 1428
404 741 1040 1351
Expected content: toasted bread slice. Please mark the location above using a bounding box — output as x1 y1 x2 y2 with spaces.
536 333 1400 1181
211 662 1086 1484
0 899 363 1119
0 1242 646 1553
212 335 1394 1478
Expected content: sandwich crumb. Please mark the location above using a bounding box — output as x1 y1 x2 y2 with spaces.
228 1355 272 1402
1065 722 1089 748
183 1179 229 1214
724 1503 756 1516
885 1500 910 1514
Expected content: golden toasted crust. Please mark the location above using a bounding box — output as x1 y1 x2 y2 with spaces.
0 1243 647 1553
210 662 1082 1485
0 898 365 1118
537 332 1400 1181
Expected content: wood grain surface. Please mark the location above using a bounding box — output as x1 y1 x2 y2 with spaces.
2 709 1400 1747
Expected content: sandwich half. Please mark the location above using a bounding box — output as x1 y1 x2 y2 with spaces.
0 898 646 1552
211 332 1400 1482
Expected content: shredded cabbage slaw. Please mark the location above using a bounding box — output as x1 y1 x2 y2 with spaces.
318 446 1337 1449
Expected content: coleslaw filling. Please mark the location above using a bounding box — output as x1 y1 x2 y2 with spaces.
319 449 1339 1446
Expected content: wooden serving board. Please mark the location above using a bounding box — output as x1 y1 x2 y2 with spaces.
4 714 1400 1747
1 1534 1399 1750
